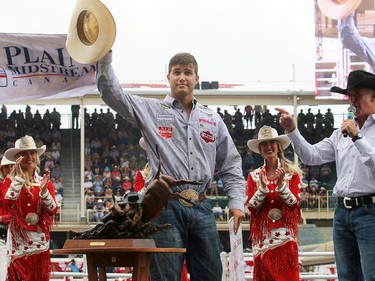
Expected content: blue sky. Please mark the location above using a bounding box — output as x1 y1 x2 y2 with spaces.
1 0 316 83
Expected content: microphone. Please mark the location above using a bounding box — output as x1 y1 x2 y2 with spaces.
343 105 356 137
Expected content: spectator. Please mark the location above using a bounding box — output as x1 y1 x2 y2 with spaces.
109 145 120 163
90 136 102 155
308 186 319 209
300 186 309 209
53 177 64 196
209 181 219 196
309 175 319 191
254 105 263 126
51 127 62 141
85 189 95 210
319 187 327 208
244 105 254 129
51 164 63 182
111 176 123 194
111 165 122 180
122 176 132 194
44 155 55 171
51 137 61 152
103 188 113 203
92 175 103 194
84 168 94 182
50 108 61 129
212 202 223 221
34 135 44 148
93 199 105 222
102 166 111 181
319 163 332 183
67 259 79 272
51 147 61 164
324 108 334 128
114 189 123 203
217 178 224 195
71 105 80 129
84 176 94 193
54 189 64 220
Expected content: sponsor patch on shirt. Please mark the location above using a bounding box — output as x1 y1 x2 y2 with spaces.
157 114 174 124
199 118 216 126
200 130 215 143
158 127 173 139
160 103 171 110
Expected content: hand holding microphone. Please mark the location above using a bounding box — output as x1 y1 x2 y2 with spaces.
342 105 356 137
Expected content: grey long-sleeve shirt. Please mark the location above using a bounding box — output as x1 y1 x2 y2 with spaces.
339 12 375 73
287 115 375 197
96 52 246 211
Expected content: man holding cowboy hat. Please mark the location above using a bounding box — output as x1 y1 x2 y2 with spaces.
318 0 375 72
276 69 375 281
65 1 246 280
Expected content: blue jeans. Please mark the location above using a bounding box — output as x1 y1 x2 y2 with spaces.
334 205 375 281
149 199 223 281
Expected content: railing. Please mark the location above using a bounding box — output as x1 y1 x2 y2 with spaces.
49 251 337 280
221 251 337 281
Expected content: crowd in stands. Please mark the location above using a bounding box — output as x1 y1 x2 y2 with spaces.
0 104 337 222
0 105 65 211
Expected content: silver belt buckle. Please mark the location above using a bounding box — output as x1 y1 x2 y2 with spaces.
178 189 198 207
343 197 352 209
267 208 282 221
25 213 39 225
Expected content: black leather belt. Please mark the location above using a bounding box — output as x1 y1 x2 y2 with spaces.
337 195 375 209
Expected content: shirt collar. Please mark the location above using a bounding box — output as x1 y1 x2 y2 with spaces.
164 95 197 109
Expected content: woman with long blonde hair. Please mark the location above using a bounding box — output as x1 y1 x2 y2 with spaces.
3 135 58 281
246 126 302 281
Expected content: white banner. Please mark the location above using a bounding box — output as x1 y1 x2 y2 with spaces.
0 33 96 102
229 217 245 281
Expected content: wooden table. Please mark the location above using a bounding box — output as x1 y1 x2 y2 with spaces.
53 239 186 281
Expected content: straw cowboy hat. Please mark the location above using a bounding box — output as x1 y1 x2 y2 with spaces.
66 0 116 64
0 156 15 176
330 70 375 95
317 0 362 20
247 126 290 154
0 156 15 169
139 137 147 151
4 135 46 162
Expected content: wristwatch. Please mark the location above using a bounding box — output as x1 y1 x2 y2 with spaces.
352 132 363 142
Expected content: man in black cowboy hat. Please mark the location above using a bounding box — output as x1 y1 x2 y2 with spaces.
276 69 375 280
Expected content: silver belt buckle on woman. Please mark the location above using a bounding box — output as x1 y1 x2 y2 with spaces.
268 208 282 221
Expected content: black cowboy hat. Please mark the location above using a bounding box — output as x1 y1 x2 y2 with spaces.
330 70 375 95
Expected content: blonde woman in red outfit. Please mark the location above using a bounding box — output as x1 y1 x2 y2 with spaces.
3 135 58 281
0 156 15 235
246 126 302 281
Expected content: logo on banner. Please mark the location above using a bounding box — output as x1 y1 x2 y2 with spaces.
158 127 173 139
0 68 7 87
0 33 96 102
